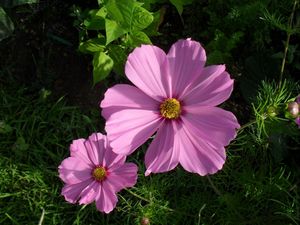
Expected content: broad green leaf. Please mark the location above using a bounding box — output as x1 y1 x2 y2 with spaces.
0 7 14 41
128 31 151 47
169 0 193 15
131 4 153 31
108 45 127 76
79 37 105 54
83 8 106 30
105 19 127 45
143 9 164 36
0 0 38 8
105 0 134 25
92 52 114 85
105 0 153 32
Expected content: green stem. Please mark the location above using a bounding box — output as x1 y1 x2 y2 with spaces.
237 120 257 133
279 0 298 87
125 188 150 203
206 176 222 196
125 188 197 218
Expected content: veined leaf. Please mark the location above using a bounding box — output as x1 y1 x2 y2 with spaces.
105 18 127 45
131 4 153 31
108 45 127 76
79 37 105 54
92 52 114 85
0 7 14 41
105 0 153 32
128 31 151 47
143 9 164 36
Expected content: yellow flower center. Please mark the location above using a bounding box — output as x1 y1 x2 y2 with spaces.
92 166 107 181
160 98 181 119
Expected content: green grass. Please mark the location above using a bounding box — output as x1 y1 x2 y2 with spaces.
0 82 299 225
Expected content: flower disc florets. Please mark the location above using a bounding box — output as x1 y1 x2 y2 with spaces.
160 98 181 119
92 166 107 181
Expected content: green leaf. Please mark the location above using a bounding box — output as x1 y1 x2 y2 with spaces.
128 31 151 47
131 4 153 31
83 8 106 30
105 19 127 45
0 0 38 8
79 37 105 54
105 0 153 32
0 7 14 41
92 52 114 85
108 45 127 76
169 0 193 15
143 9 163 36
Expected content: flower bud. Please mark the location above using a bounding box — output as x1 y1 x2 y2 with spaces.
288 102 299 118
141 217 150 225
267 106 277 117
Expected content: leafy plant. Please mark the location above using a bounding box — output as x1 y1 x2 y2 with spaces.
72 0 161 85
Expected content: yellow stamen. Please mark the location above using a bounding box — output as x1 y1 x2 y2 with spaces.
92 166 107 181
160 98 181 119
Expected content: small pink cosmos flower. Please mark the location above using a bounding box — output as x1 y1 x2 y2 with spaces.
101 38 240 176
58 133 138 213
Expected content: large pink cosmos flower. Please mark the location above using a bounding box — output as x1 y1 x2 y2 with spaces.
101 38 240 176
58 133 138 213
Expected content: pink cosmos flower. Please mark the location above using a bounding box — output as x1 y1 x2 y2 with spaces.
58 133 138 213
100 38 240 176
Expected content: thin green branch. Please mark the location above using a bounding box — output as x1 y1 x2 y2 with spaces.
279 0 298 87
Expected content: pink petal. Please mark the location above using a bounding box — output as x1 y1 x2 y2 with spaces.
178 125 226 175
78 180 100 205
61 178 94 203
182 106 240 147
103 145 126 169
70 138 93 167
295 117 300 127
100 84 159 120
145 121 180 175
84 133 107 166
107 162 138 192
167 39 206 98
95 181 118 214
105 109 163 155
58 157 92 184
125 44 170 100
182 66 234 106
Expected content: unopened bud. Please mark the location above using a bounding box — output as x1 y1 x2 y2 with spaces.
288 102 299 118
267 106 277 117
141 217 150 225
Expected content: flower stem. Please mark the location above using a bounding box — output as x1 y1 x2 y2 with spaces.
206 176 221 196
237 120 257 133
279 0 298 87
125 188 197 218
